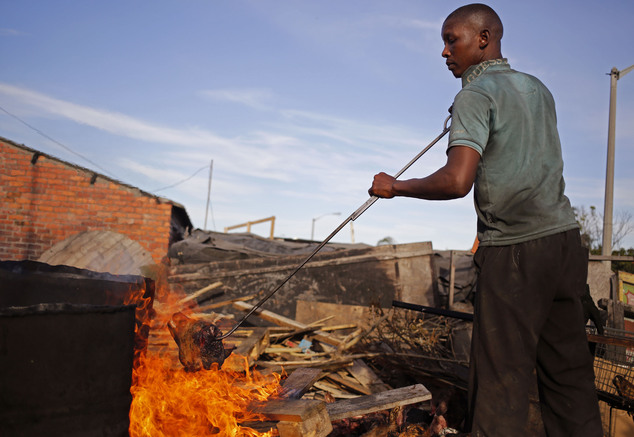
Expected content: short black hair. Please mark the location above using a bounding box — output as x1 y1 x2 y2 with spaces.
445 3 503 41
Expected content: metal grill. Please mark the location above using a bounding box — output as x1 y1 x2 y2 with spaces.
588 327 634 416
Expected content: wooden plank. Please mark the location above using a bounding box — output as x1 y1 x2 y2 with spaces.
326 384 431 421
233 301 343 346
589 255 634 262
196 293 259 312
255 399 326 422
257 358 355 373
269 326 323 342
587 333 634 348
276 404 332 437
320 324 357 332
609 299 626 330
295 300 373 331
448 250 456 309
170 242 434 280
326 372 373 396
278 368 324 399
347 359 391 393
313 380 360 399
177 281 223 305
222 327 270 371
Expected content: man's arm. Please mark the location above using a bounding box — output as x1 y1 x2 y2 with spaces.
369 146 480 200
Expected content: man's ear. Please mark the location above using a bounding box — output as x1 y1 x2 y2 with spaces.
479 29 490 49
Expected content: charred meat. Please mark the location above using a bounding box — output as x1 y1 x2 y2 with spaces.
168 312 226 371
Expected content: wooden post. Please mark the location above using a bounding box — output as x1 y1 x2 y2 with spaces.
448 250 456 309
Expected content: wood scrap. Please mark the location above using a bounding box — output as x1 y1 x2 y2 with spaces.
177 281 223 305
320 324 357 332
276 409 332 437
278 368 323 399
266 346 305 355
269 325 324 343
233 301 343 347
196 293 259 312
326 372 373 396
313 380 360 399
253 399 333 437
222 327 270 371
255 399 327 422
306 315 336 326
337 312 390 353
326 384 432 421
295 300 376 331
348 359 392 393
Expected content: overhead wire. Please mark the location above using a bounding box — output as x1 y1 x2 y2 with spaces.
0 102 211 196
151 164 208 192
0 103 121 180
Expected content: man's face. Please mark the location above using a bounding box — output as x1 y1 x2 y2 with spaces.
441 18 483 78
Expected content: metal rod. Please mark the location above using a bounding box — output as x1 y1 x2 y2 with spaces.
392 300 474 321
216 114 452 340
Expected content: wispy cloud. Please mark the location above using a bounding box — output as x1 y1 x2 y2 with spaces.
0 28 27 36
0 83 233 148
200 88 275 110
0 82 443 205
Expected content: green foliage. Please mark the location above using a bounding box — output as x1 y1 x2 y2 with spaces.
612 247 634 274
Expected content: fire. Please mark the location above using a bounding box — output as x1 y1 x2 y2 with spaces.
129 353 281 436
125 274 282 436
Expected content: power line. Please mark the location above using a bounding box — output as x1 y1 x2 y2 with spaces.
151 164 208 192
1 102 211 197
0 103 121 179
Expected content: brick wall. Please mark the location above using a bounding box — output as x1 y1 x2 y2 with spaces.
0 138 176 264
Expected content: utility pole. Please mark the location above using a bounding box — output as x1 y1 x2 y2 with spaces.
311 212 340 240
203 159 213 230
602 64 634 266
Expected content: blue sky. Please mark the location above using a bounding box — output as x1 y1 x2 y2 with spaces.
1 0 633 250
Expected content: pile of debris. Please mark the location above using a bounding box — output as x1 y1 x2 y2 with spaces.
146 281 472 436
148 230 478 435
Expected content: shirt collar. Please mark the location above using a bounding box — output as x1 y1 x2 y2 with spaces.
461 58 510 87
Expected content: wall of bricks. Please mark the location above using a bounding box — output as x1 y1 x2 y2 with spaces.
0 138 175 264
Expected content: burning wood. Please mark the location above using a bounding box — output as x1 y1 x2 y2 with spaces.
167 311 226 371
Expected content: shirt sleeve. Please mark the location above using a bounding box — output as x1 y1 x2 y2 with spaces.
447 89 492 156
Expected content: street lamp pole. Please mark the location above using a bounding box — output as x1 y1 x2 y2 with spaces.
311 212 341 240
602 64 634 264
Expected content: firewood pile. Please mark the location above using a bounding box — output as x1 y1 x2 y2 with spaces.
146 284 471 436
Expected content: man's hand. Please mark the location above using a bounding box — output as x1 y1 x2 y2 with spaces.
369 172 397 198
368 146 479 201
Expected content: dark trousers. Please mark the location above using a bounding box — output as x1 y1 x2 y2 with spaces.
468 229 602 436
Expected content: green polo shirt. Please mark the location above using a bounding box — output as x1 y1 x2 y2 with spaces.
448 59 578 246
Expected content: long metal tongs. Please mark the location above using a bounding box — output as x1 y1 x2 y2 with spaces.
216 114 452 340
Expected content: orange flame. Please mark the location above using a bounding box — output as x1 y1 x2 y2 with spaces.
126 272 282 436
129 353 281 436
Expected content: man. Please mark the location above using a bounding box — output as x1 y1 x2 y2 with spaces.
369 4 602 436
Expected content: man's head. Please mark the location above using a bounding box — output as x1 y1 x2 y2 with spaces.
441 4 503 78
